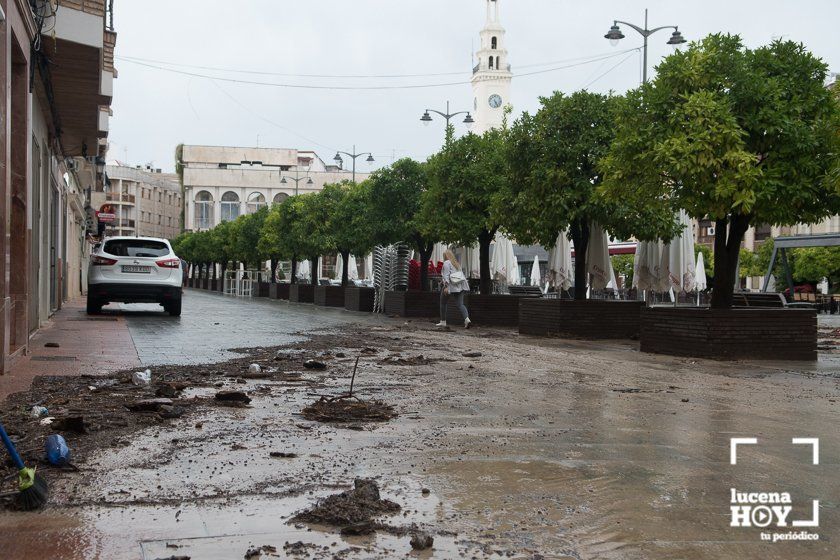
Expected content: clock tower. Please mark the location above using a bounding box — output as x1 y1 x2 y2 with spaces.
471 0 512 134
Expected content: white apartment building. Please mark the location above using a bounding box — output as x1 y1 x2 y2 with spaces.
100 165 183 239
180 145 368 231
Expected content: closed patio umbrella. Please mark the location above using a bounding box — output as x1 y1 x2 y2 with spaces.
586 224 611 291
334 254 343 282
347 254 359 281
548 232 573 291
664 209 696 293
364 254 373 280
430 243 447 266
491 232 520 285
695 251 707 291
297 259 311 282
530 255 541 287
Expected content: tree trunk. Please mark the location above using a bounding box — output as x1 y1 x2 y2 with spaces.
478 229 494 295
415 237 433 292
212 263 217 281
340 250 350 287
710 214 751 309
310 257 318 286
569 220 590 300
270 258 278 284
290 257 298 284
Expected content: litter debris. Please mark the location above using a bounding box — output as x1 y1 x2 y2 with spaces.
341 521 375 535
29 406 49 418
291 478 400 526
214 390 251 404
53 416 87 434
126 398 174 412
303 359 327 370
269 451 297 458
462 351 482 358
131 369 152 386
45 434 71 466
39 417 55 426
244 545 276 558
410 532 435 550
301 396 396 424
248 363 261 374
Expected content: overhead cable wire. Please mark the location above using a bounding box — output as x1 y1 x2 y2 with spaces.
118 49 641 91
581 51 637 90
115 48 638 80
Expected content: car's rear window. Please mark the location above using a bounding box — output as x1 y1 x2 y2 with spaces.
103 240 169 258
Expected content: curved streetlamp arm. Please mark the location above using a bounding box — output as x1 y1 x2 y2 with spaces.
336 150 373 159
614 19 679 38
426 109 470 120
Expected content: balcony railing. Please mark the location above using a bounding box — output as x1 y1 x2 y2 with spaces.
105 192 135 204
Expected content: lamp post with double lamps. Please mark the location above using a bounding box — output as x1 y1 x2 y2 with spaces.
604 9 686 83
280 167 314 196
420 101 474 139
333 146 374 183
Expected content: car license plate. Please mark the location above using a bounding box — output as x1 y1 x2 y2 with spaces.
122 265 151 273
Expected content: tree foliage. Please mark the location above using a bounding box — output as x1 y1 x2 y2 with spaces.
601 34 840 308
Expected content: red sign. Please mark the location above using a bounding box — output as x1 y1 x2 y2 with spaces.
98 204 116 224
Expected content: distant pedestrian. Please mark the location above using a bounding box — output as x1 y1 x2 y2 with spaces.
437 249 471 329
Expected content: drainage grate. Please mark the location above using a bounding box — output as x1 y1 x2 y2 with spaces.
31 356 77 362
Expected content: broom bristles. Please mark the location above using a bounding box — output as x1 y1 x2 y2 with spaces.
16 472 48 511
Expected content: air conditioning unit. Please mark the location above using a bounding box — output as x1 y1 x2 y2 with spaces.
707 226 716 236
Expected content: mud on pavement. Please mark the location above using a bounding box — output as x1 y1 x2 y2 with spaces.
1 320 839 559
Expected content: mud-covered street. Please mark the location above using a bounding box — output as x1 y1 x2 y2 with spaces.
1 290 838 559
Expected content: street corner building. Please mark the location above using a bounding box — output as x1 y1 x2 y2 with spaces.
101 164 182 240
179 145 369 232
0 0 117 372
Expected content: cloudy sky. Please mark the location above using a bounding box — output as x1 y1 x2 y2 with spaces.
109 0 839 173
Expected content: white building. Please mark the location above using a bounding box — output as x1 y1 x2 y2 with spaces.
180 145 367 231
101 165 183 239
471 0 512 134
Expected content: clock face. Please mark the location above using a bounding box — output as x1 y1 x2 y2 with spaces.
488 94 503 108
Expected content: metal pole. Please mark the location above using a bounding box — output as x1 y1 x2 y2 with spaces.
642 9 649 84
352 144 356 183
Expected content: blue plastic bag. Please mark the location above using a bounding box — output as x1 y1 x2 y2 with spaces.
45 434 70 466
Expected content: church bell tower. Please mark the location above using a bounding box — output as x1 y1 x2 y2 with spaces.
471 0 512 134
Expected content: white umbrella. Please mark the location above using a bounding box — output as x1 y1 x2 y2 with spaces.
766 274 776 292
364 254 373 280
530 255 541 287
347 254 359 281
430 243 447 266
695 251 707 291
633 241 662 291
586 224 611 291
664 209 696 292
335 254 343 281
548 232 573 291
491 232 520 285
658 241 672 291
317 256 323 281
297 259 311 281
461 244 481 279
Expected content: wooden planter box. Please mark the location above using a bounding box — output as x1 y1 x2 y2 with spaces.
345 286 375 312
269 283 290 300
520 299 644 339
200 277 209 290
640 307 817 361
384 290 439 318
314 285 346 307
289 284 315 303
257 281 270 298
210 279 219 292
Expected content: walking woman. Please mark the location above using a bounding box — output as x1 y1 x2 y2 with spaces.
437 249 472 329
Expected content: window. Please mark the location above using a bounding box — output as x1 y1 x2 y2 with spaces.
496 56 500 70
489 56 494 69
246 192 266 214
221 191 240 222
103 239 169 257
273 192 289 205
491 36 497 49
194 190 214 229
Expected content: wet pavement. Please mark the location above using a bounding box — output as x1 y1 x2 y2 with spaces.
0 290 838 559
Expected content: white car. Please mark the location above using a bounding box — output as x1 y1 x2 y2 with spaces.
87 236 183 316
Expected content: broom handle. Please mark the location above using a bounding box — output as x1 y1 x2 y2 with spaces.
0 422 25 470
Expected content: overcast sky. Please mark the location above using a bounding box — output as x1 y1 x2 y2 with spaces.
108 0 839 173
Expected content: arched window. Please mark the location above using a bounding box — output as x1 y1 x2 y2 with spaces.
220 191 240 222
194 191 213 229
489 56 494 69
273 192 289 205
496 56 501 70
246 192 266 214
491 36 497 49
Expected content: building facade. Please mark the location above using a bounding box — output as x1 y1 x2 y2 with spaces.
101 165 183 239
0 0 116 372
180 145 368 231
471 0 512 134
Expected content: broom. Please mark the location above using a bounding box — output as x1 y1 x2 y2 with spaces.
0 420 48 510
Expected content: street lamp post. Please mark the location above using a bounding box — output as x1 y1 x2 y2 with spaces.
604 9 686 83
333 145 374 183
280 166 314 196
420 101 474 137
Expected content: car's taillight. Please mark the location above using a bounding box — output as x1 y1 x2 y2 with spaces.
91 255 118 266
156 258 181 269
